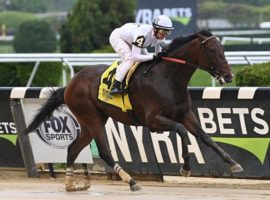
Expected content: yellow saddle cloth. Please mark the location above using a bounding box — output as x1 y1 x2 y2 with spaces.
98 60 139 112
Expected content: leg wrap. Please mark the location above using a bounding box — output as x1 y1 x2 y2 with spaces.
66 167 74 176
114 164 132 183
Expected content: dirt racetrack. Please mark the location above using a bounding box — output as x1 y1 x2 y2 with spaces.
1 169 270 200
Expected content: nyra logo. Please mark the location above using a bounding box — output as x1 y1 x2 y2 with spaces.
136 7 193 26
36 110 80 149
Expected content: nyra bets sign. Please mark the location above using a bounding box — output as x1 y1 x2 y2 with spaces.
22 99 92 163
136 0 197 38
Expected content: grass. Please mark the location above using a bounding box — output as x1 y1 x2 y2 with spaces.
189 70 212 86
0 44 14 53
189 66 245 87
0 41 14 53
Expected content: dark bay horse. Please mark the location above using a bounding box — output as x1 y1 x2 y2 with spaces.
24 30 243 192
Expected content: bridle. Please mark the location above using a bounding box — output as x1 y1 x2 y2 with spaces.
161 35 228 79
201 35 215 44
200 36 228 79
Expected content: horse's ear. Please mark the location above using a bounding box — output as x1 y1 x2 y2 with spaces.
196 32 207 42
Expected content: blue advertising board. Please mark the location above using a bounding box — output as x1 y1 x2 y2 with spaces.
136 0 197 39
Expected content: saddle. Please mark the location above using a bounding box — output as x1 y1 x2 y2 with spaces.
98 60 139 112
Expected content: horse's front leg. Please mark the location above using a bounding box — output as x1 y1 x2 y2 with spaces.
149 115 191 177
197 128 243 172
182 111 243 173
176 124 191 177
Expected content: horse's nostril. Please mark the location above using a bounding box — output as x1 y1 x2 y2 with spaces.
224 74 233 83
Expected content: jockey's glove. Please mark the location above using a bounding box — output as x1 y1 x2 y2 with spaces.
154 51 167 61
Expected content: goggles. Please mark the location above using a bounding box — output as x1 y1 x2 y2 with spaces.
157 29 171 36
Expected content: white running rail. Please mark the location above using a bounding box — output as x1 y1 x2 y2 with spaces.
0 52 269 86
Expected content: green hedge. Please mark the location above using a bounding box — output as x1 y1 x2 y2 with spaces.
0 62 62 87
0 63 20 86
236 62 270 86
13 20 57 53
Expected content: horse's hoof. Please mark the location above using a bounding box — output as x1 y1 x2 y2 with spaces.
65 183 90 192
130 184 142 192
180 166 191 177
65 177 91 192
230 163 243 172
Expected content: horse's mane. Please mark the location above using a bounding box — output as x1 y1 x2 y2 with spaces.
167 30 213 52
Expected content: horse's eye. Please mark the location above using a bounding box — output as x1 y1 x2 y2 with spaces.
208 48 216 54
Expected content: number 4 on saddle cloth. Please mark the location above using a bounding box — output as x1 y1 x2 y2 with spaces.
98 60 139 112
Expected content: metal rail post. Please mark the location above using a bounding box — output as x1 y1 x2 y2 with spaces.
27 61 40 87
10 99 39 177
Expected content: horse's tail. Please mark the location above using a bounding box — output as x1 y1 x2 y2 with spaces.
23 87 66 135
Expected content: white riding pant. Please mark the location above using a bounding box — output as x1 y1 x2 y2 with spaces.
109 30 134 82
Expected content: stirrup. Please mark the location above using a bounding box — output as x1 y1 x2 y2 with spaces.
110 87 124 95
110 80 124 95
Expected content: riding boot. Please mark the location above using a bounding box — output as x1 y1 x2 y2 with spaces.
110 80 124 95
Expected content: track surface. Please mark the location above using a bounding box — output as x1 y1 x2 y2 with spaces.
1 175 270 200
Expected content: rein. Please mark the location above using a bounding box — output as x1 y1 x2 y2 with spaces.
161 56 212 74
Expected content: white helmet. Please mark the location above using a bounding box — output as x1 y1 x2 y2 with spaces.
152 15 174 30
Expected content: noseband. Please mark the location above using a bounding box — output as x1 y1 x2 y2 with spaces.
200 36 228 78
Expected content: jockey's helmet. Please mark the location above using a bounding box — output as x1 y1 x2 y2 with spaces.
152 15 174 31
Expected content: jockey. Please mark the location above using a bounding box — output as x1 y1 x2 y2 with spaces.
109 15 174 95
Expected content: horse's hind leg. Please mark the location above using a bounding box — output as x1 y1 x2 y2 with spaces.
94 131 142 191
65 125 93 191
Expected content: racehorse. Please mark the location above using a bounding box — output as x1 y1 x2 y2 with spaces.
24 30 243 192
